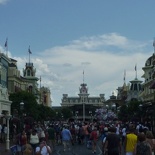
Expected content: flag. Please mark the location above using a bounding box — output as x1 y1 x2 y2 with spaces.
4 38 8 48
28 46 32 54
135 64 137 71
40 76 41 82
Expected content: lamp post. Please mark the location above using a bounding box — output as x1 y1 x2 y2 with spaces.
20 101 24 131
112 103 116 113
139 104 143 123
106 105 109 112
82 96 85 122
3 111 12 151
89 111 92 122
75 111 78 122
61 114 64 121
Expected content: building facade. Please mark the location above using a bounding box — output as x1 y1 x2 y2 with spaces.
39 86 51 107
0 53 12 115
141 52 155 102
61 82 105 121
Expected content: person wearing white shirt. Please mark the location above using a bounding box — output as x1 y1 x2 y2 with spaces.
36 139 52 155
121 126 126 145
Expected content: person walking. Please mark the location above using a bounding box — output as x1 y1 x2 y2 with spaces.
134 132 152 155
145 130 155 155
104 126 121 155
29 129 39 155
90 126 98 154
61 125 72 152
35 138 52 155
47 124 56 151
101 127 109 155
124 126 137 155
20 130 28 155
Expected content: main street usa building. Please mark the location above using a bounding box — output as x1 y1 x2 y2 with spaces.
61 82 105 121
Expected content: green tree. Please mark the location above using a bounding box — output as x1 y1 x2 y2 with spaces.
37 104 55 121
61 107 73 120
118 104 129 121
10 91 40 121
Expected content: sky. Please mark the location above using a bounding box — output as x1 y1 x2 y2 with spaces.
0 0 155 106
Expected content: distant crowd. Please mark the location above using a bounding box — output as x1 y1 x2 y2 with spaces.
0 119 154 155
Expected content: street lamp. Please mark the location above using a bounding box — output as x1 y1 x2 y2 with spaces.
106 105 109 112
75 111 78 121
82 96 85 122
20 101 24 110
89 111 92 122
2 111 12 151
112 103 116 112
61 114 64 121
139 104 143 122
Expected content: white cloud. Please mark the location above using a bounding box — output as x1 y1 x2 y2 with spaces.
2 33 153 106
0 0 9 5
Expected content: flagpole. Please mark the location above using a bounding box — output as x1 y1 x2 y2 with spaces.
153 38 155 54
83 70 84 84
124 70 126 83
29 46 30 63
40 76 42 104
135 64 137 79
28 46 32 63
4 38 8 56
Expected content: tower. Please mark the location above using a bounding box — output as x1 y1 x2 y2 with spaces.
23 47 39 95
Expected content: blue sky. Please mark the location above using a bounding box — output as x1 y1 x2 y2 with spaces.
0 0 155 106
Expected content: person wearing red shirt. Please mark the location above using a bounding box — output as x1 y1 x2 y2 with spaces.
90 126 98 154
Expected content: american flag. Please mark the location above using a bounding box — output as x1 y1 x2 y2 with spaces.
28 46 32 54
4 38 8 48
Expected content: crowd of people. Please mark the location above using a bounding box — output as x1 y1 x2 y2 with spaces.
0 119 155 155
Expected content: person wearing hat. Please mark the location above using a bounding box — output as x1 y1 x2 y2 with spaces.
101 127 109 155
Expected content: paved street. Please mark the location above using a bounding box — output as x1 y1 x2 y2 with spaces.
52 142 102 155
0 141 102 155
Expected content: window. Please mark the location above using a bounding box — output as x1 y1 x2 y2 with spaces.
27 70 31 76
